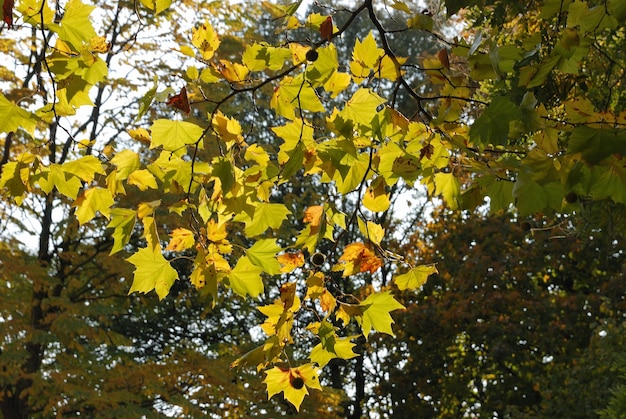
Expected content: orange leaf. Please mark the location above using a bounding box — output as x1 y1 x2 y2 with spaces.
337 242 382 276
277 251 305 273
166 86 190 114
303 205 324 227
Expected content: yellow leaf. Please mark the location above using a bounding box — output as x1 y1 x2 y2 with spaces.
61 155 105 183
127 246 178 300
165 228 196 252
363 177 391 212
127 169 158 191
358 219 385 246
110 149 141 180
263 363 322 411
137 200 160 219
192 21 221 60
73 187 114 225
128 128 151 144
341 88 386 125
216 60 249 83
212 110 244 145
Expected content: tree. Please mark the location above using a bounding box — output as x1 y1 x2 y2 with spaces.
2 0 626 413
377 205 625 417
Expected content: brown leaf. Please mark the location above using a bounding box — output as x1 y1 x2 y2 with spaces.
3 0 14 29
167 86 190 114
320 16 333 41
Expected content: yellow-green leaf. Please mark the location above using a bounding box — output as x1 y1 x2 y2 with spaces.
49 0 97 49
247 239 282 274
150 119 205 151
243 202 291 237
394 265 438 290
341 88 386 125
127 246 178 300
62 155 105 183
0 93 38 136
127 169 158 191
358 291 405 339
229 256 264 298
107 208 137 255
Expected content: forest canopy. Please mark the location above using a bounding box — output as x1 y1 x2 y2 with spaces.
1 0 626 416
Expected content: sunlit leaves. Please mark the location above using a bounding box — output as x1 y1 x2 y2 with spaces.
48 0 96 49
308 321 358 367
0 93 38 135
263 363 322 411
242 202 291 237
165 228 195 252
150 119 204 151
228 256 264 298
246 239 281 274
358 291 405 339
192 21 220 60
73 187 114 225
335 242 382 276
341 88 386 126
394 265 439 290
107 208 137 255
127 247 178 300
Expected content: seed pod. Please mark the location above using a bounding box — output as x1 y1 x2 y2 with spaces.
310 252 326 267
290 375 305 389
305 49 319 62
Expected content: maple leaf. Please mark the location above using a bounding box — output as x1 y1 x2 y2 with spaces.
192 21 220 60
127 246 178 300
335 242 382 276
394 265 438 290
308 321 358 367
62 155 106 183
49 0 97 49
362 177 390 212
228 256 264 298
246 239 282 274
107 208 137 255
150 119 204 151
3 0 14 28
358 291 405 339
341 88 386 126
165 228 195 252
263 363 322 411
243 202 291 237
277 251 305 273
166 86 190 114
0 93 37 136
73 187 114 225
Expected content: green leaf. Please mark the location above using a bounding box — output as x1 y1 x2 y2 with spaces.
469 96 519 146
127 246 178 300
243 202 291 237
0 93 38 136
107 208 137 255
229 256 264 298
358 291 405 339
150 119 205 151
568 126 626 165
394 265 438 290
73 187 114 224
246 239 282 274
